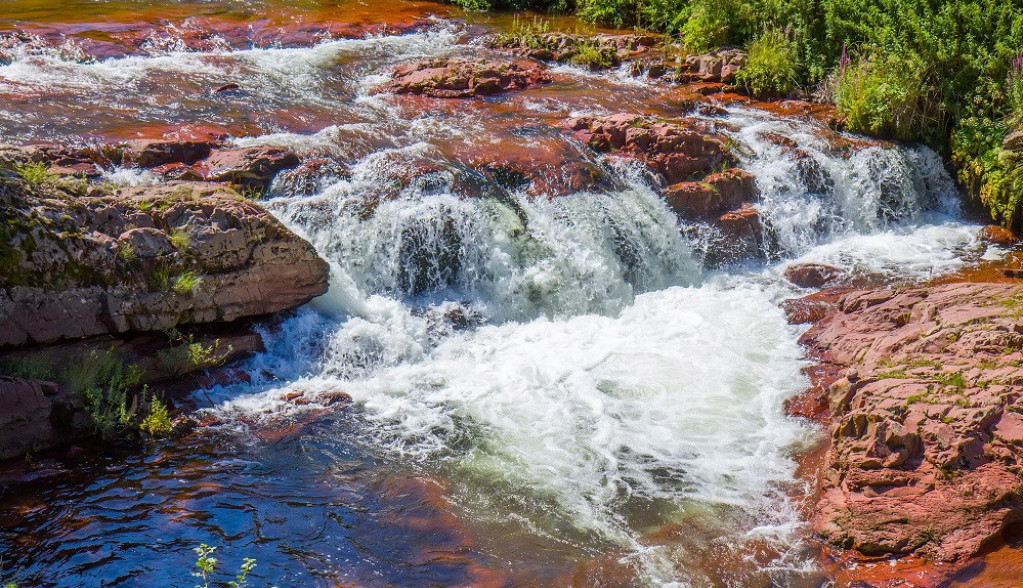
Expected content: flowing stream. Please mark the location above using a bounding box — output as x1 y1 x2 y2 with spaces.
0 2 999 586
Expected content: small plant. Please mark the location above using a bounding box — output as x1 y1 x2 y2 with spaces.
172 270 201 295
157 334 232 375
64 349 145 439
834 52 936 142
116 240 137 262
568 42 615 70
168 229 192 251
194 544 218 588
737 28 798 98
192 544 264 588
15 161 54 185
140 395 173 437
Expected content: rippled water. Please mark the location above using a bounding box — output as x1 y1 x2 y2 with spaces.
0 2 997 587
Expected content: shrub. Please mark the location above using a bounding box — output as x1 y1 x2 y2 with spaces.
679 0 731 52
835 53 938 142
736 28 798 97
156 335 232 375
578 0 639 28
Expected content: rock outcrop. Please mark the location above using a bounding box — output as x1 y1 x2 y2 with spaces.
383 57 551 98
800 282 1023 561
569 114 768 265
0 158 329 348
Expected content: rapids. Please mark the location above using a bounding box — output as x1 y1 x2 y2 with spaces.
0 2 997 586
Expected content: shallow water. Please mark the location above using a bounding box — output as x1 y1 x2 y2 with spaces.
0 2 997 587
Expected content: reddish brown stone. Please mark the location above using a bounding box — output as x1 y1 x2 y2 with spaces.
784 263 846 289
198 145 301 188
384 57 551 99
980 225 1018 246
569 114 736 184
122 139 217 168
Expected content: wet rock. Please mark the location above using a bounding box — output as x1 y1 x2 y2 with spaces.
384 57 551 98
122 139 217 168
0 377 71 460
980 225 1018 246
25 143 120 177
784 263 846 289
199 145 301 189
272 157 349 196
662 169 758 221
801 282 1023 561
568 113 736 184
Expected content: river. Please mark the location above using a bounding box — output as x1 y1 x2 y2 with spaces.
0 1 998 586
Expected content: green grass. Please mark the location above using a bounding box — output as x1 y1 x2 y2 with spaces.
168 229 191 251
172 270 201 295
0 356 55 380
64 349 145 439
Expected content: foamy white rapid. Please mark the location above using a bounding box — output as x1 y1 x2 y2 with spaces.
26 22 988 586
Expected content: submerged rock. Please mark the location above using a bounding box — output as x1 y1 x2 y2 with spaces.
801 282 1023 561
383 57 551 98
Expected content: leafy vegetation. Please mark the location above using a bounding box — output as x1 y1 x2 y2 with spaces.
64 350 145 439
139 396 173 437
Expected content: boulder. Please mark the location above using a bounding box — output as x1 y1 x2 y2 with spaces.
0 171 328 348
384 57 551 98
568 114 736 184
784 263 845 289
0 377 69 460
1004 130 1023 152
980 224 1018 246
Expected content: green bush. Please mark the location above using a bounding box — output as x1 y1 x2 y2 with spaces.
679 0 731 51
568 41 616 69
835 53 937 142
1009 59 1023 129
736 28 798 97
15 161 54 185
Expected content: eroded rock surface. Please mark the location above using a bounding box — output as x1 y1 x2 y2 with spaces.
801 282 1023 561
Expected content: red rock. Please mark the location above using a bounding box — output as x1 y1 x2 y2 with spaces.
662 181 718 219
980 225 1018 246
569 114 736 184
199 145 300 188
384 57 551 99
802 282 1023 561
718 204 763 240
784 263 846 289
